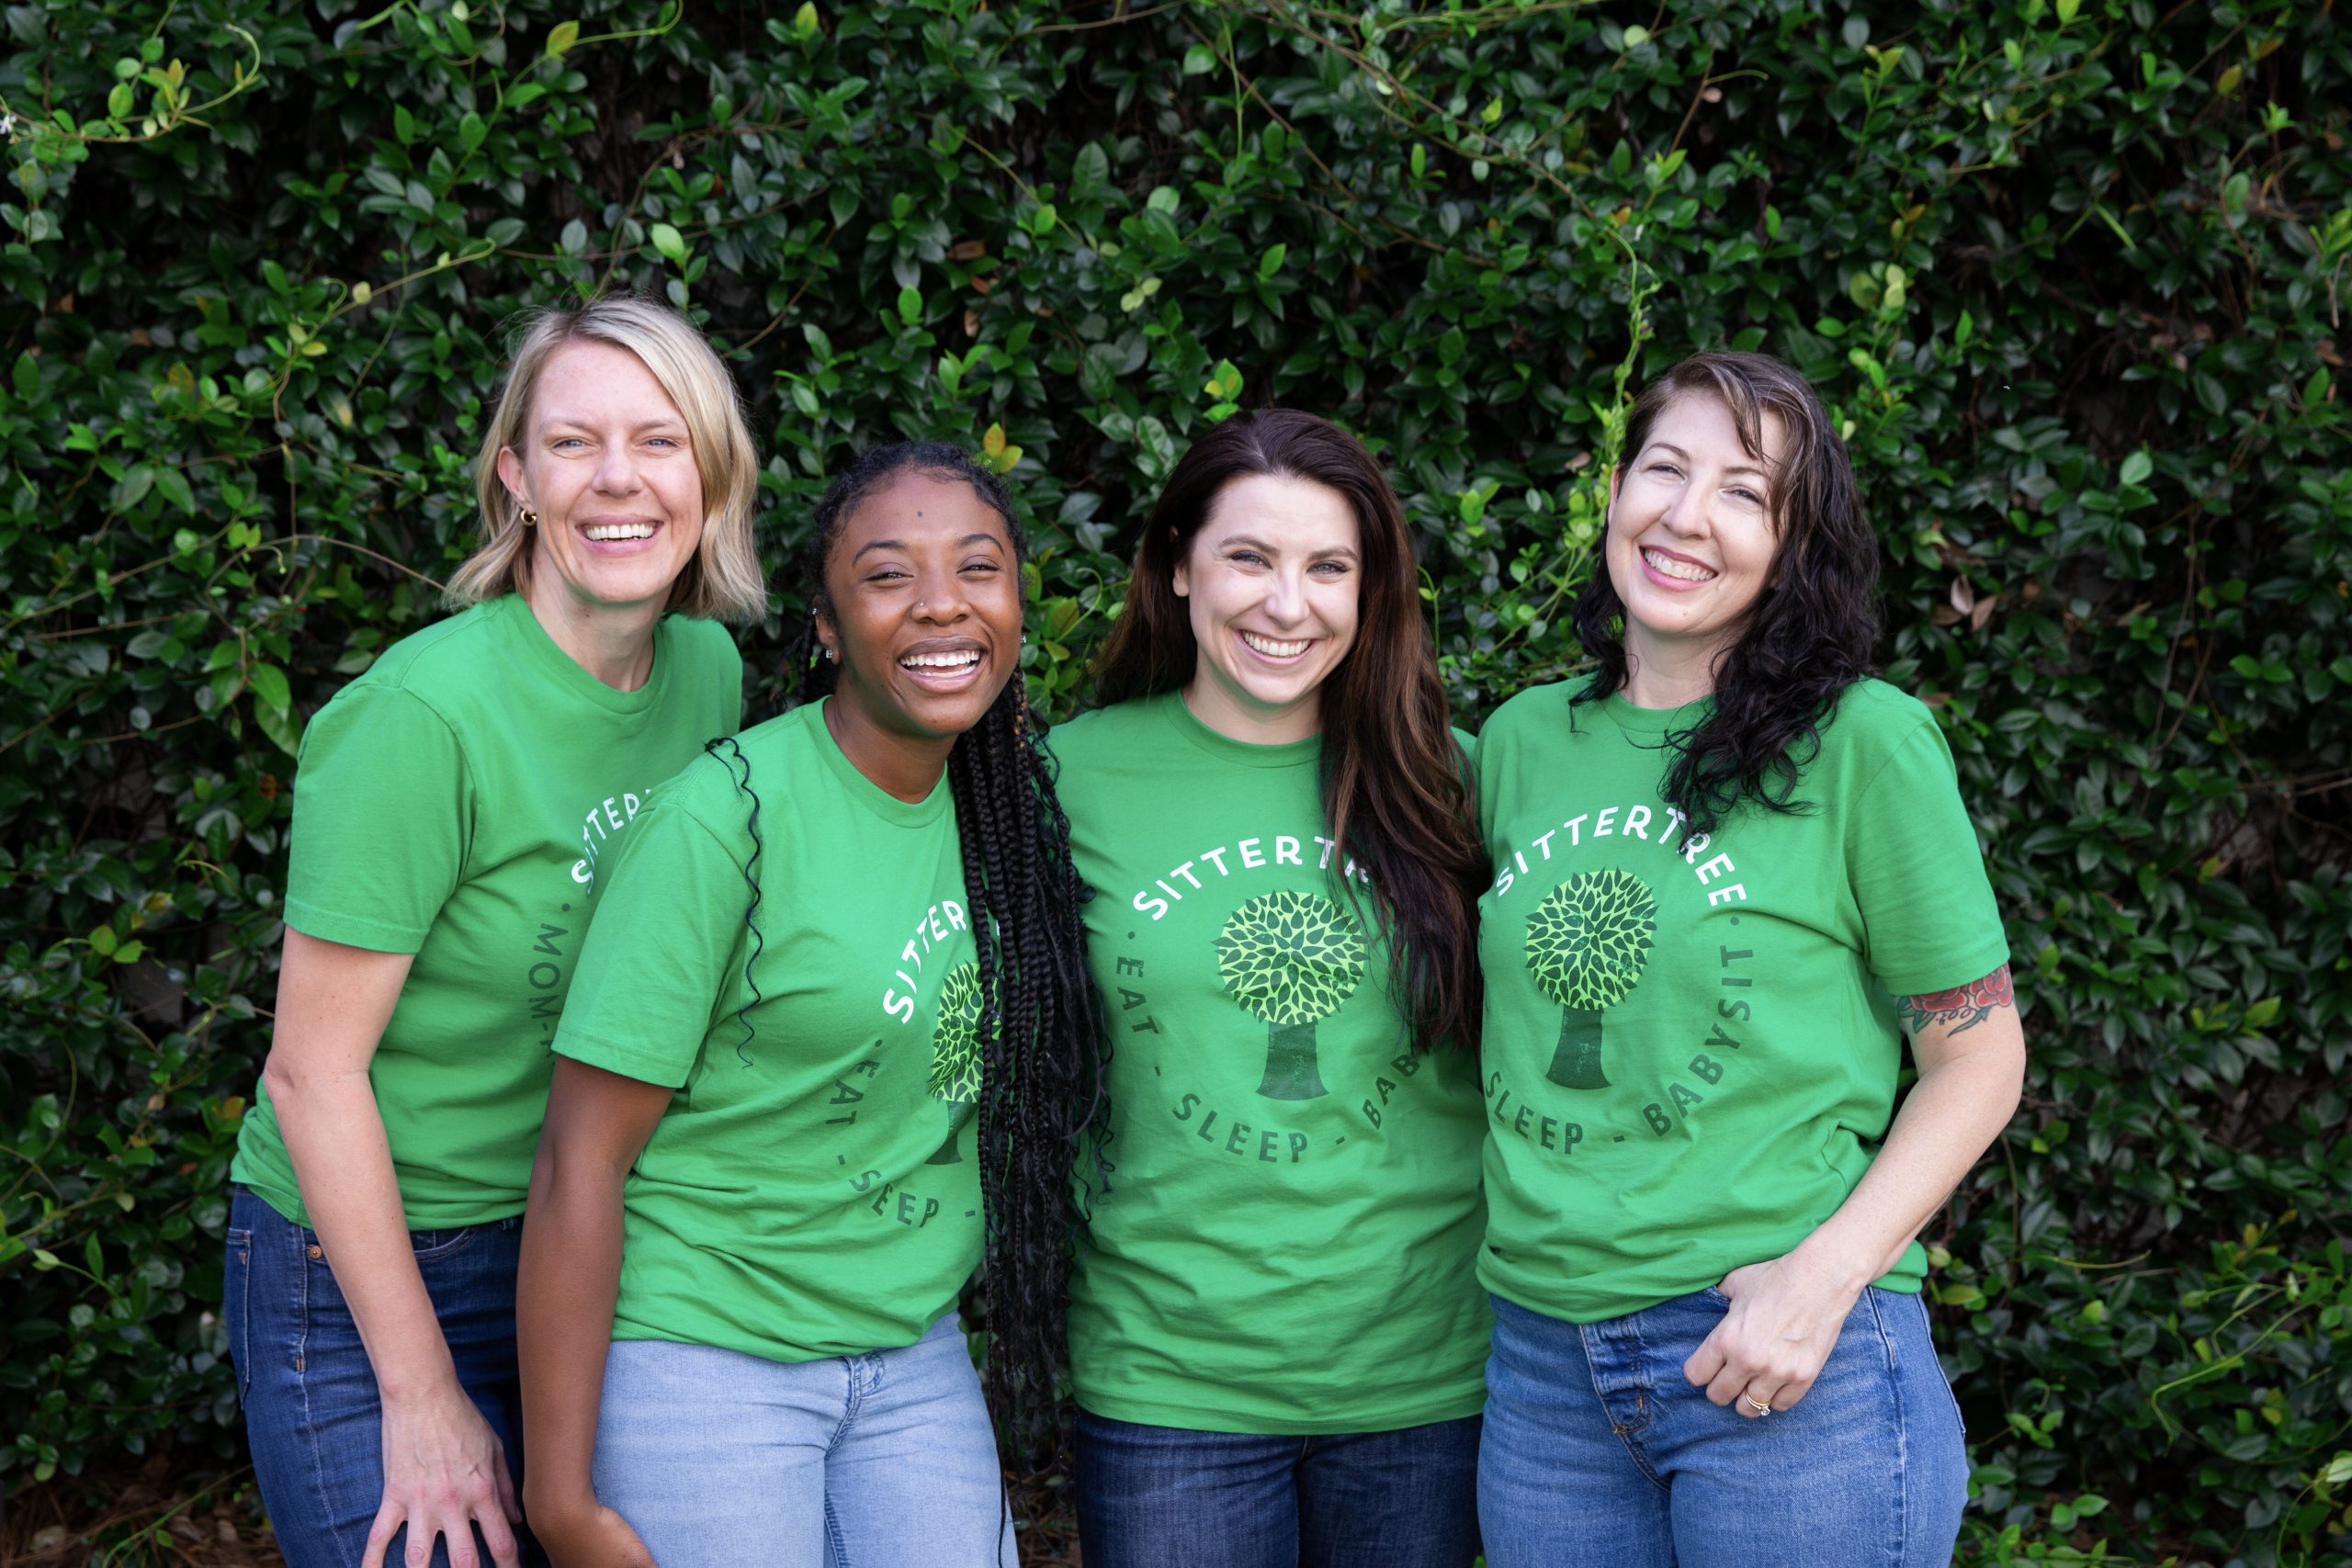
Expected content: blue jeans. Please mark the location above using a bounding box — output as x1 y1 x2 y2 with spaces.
223 1186 547 1568
1075 1410 1483 1568
590 1314 1014 1568
1479 1288 1966 1567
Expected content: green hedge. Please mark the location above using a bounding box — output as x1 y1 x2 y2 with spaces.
4 0 2347 1559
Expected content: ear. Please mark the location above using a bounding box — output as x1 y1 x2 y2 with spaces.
1604 462 1623 526
1169 527 1192 598
495 445 528 511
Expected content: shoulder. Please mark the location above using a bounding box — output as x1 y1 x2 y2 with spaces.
667 706 817 812
1043 695 1160 767
1479 676 1594 750
1816 678 1949 769
662 613 742 677
342 602 506 703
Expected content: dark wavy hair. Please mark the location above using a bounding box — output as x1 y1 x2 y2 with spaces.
1092 410 1487 1050
746 442 1104 1464
1571 351 1881 837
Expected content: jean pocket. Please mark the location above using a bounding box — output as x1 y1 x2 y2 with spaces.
410 1224 476 1263
1701 1286 1734 1307
223 1227 254 1404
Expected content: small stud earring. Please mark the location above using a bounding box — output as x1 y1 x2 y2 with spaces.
826 647 838 662
520 507 539 528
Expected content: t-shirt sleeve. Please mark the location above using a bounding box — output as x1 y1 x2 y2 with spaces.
553 784 750 1089
1844 713 2010 997
282 685 469 953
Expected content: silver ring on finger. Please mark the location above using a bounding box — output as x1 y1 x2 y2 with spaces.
1744 1393 1773 1416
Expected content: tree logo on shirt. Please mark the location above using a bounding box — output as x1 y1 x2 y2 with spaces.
1525 870 1657 1089
1216 890 1367 1101
924 963 985 1166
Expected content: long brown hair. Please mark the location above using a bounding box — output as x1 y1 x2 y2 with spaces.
1572 351 1881 837
1092 410 1487 1049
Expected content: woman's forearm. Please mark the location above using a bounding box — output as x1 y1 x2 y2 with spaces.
1792 1014 2027 1292
516 1130 628 1518
266 1057 459 1401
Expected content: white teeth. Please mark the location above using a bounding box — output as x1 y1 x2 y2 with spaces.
900 650 981 671
1240 631 1310 658
583 522 656 541
1643 547 1716 582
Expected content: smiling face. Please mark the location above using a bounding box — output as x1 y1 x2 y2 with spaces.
1171 472 1362 744
817 470 1023 746
1604 391 1790 678
496 338 706 620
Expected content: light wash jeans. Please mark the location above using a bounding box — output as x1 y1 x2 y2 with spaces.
1479 1288 1968 1567
592 1313 1015 1568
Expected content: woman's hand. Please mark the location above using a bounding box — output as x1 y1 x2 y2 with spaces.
527 1494 658 1568
1680 1242 1870 1418
363 1380 523 1568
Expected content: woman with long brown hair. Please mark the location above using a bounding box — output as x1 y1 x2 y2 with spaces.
1473 353 2019 1564
1050 409 1489 1568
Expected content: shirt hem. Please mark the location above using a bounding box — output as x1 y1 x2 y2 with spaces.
282 899 430 955
1072 1382 1487 1436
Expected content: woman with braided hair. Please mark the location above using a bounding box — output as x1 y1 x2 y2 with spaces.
1472 352 2024 1565
514 443 1102 1567
1052 409 1491 1568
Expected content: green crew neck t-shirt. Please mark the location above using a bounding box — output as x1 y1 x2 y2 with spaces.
233 594 743 1229
1475 676 2009 1325
552 699 984 1364
1053 692 1490 1434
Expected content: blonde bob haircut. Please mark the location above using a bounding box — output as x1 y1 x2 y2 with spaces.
448 293 768 624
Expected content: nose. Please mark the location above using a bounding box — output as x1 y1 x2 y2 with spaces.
591 439 643 495
911 566 969 623
1656 479 1709 537
1261 564 1311 626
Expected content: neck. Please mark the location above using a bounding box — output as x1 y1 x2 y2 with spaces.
1181 677 1320 746
522 573 664 692
822 695 955 804
1618 626 1725 710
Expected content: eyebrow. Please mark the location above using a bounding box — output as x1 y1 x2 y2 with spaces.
541 417 687 436
1221 533 1362 562
851 532 1004 562
1645 442 1772 480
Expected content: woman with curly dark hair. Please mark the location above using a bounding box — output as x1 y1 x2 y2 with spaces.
1472 353 2024 1565
1056 410 1491 1568
513 444 1102 1567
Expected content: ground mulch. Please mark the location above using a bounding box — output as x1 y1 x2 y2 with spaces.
2 1454 1080 1565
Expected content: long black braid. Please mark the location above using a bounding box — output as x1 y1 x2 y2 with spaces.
771 442 1106 1465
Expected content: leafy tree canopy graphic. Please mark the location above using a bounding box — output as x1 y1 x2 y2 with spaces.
1216 890 1367 1027
1525 870 1657 1010
927 962 984 1104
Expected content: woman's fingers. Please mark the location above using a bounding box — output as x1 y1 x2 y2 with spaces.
1681 1321 1730 1393
361 1503 403 1568
475 1502 524 1568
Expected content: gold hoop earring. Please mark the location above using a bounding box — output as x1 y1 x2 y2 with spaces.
520 507 539 528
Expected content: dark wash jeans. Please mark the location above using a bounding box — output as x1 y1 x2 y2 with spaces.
224 1186 549 1568
1075 1409 1483 1568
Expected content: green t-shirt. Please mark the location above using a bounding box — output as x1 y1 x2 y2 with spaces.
552 699 983 1364
233 594 743 1229
1053 692 1490 1434
1474 676 2009 1324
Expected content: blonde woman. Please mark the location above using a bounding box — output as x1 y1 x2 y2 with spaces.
225 294 763 1568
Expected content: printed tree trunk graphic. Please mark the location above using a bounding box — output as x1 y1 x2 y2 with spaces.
1216 890 1367 1101
924 963 984 1166
1524 870 1657 1090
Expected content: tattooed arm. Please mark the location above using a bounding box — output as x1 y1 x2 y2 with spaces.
1895 964 2017 1038
1685 963 2025 1417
